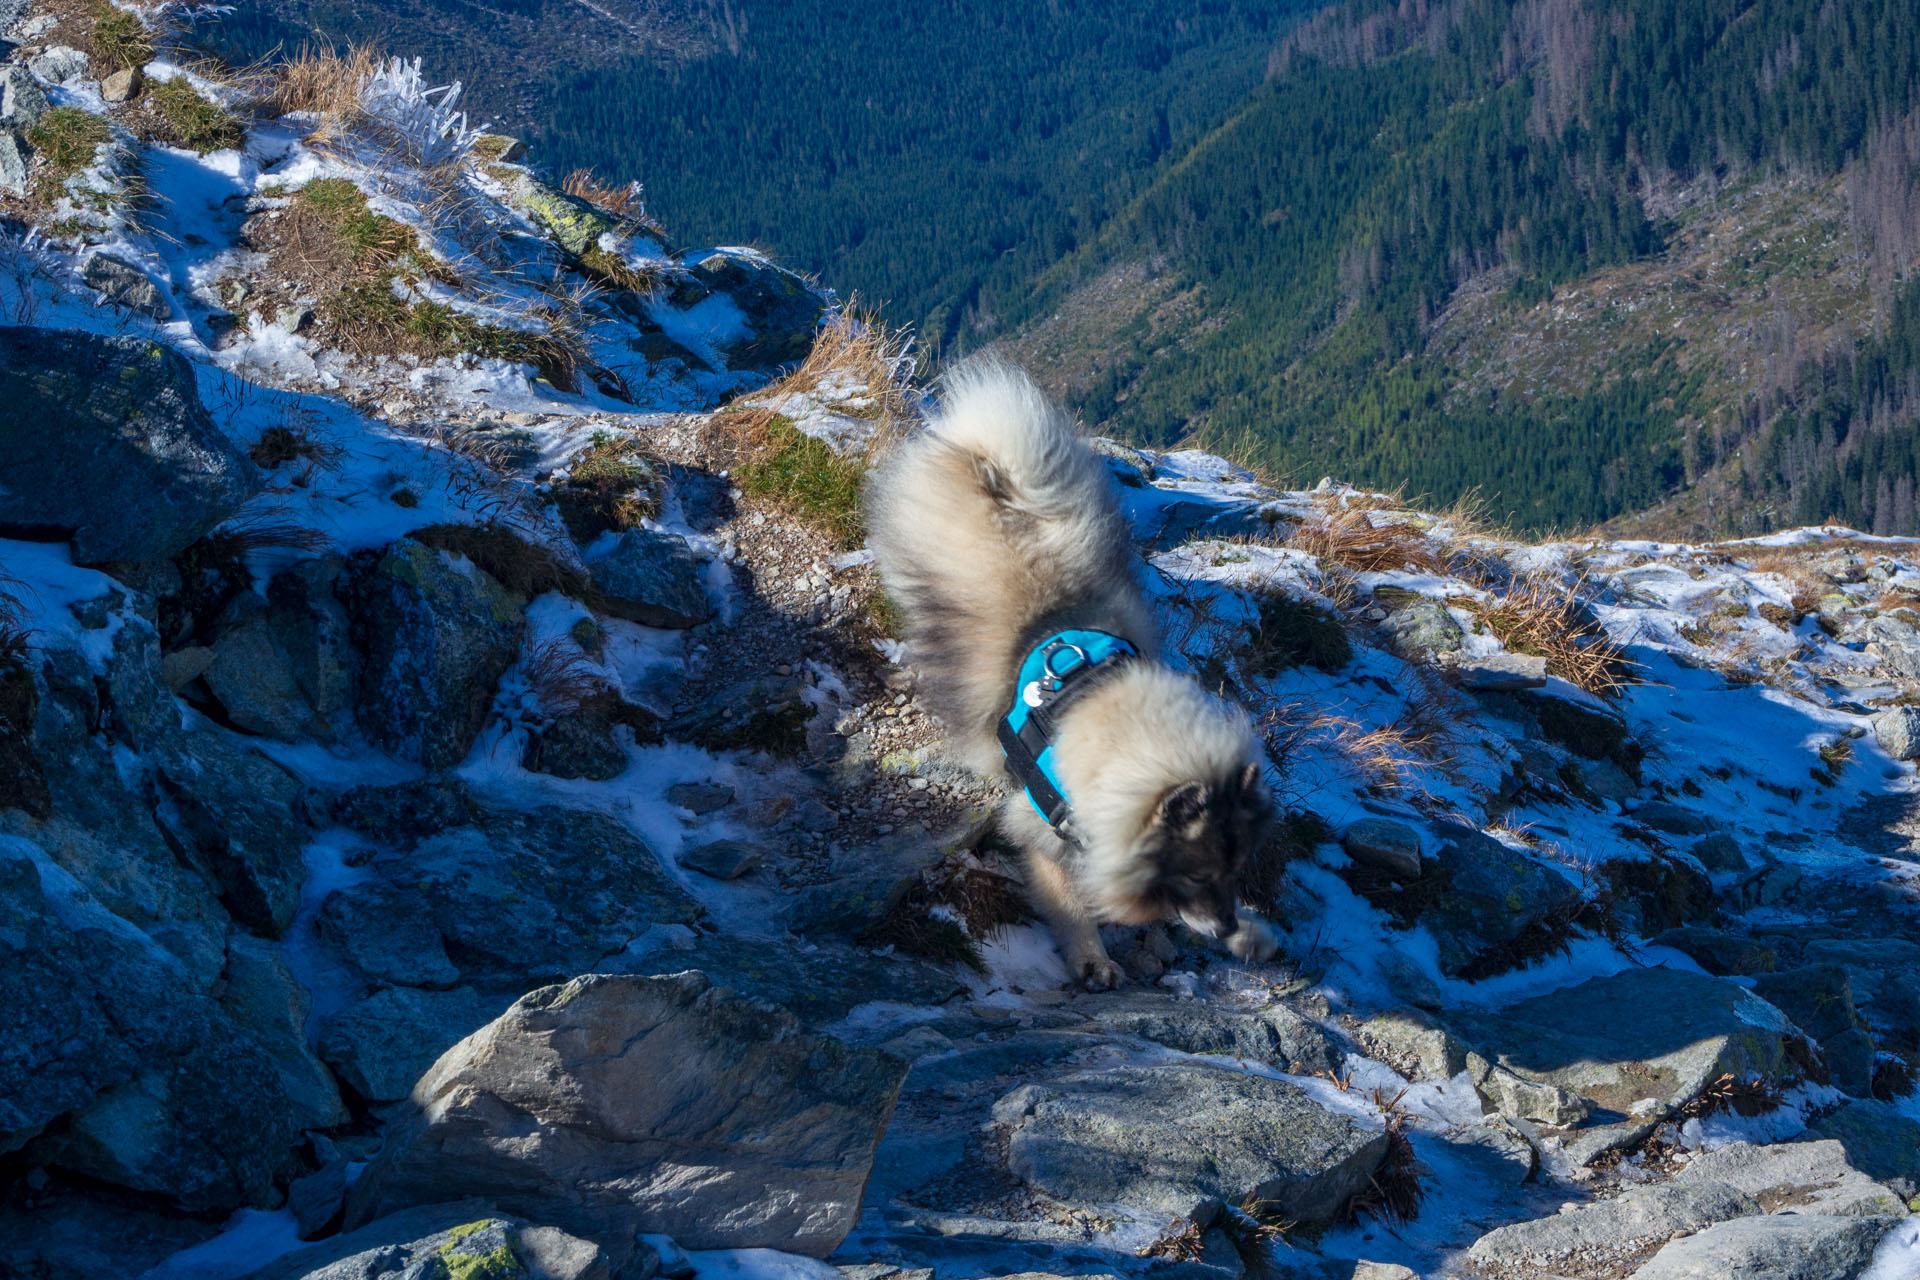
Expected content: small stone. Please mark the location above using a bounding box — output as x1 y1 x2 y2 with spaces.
1689 832 1748 871
1341 818 1422 880
100 66 139 103
679 839 761 880
82 254 171 321
1870 705 1920 760
666 780 735 814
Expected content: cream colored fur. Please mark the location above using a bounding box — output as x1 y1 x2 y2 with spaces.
866 360 1276 987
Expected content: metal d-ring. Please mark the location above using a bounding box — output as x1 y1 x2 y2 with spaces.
1042 642 1090 684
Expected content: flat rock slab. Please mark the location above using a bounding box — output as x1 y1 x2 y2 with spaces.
345 972 910 1259
992 1061 1388 1225
1445 968 1796 1163
617 935 965 1027
1625 1212 1895 1280
1072 990 1343 1075
244 1201 625 1280
1468 1181 1760 1275
1675 1139 1909 1218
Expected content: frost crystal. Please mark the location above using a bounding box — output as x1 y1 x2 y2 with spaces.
358 56 482 166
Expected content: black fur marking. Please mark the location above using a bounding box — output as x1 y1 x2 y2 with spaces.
1137 768 1276 935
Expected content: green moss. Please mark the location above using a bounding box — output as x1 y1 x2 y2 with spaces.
514 178 615 256
1243 592 1352 676
735 416 866 548
438 1221 522 1280
151 78 243 154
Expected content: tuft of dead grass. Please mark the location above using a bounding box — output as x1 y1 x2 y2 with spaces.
1678 1072 1784 1121
1464 572 1638 696
520 637 607 714
409 522 586 598
1290 507 1449 574
552 432 661 542
89 0 155 71
1137 1217 1206 1262
561 168 666 237
150 77 244 154
1345 1095 1426 1224
260 43 381 134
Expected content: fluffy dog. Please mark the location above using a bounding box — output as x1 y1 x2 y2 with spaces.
865 361 1278 988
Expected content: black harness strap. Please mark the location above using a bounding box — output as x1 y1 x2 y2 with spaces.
997 646 1140 837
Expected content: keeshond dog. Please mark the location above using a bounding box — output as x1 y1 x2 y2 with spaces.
866 361 1278 988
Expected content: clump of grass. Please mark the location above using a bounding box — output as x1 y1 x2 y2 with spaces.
26 108 111 182
858 850 1033 972
409 522 585 598
729 414 867 548
150 78 244 154
260 43 380 132
90 0 155 71
248 423 339 469
293 178 416 267
561 167 665 235
1757 601 1800 628
577 245 672 295
1243 591 1352 676
552 433 660 542
1291 508 1447 574
1813 736 1854 786
1137 1218 1206 1262
1467 572 1637 696
319 282 578 390
1345 1100 1425 1224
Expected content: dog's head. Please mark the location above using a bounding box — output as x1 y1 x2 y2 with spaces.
1116 761 1274 938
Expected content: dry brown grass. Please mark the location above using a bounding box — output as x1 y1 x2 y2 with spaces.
260 43 381 134
1346 1094 1426 1224
1256 701 1443 792
521 637 607 714
1464 571 1638 696
1290 507 1449 574
1137 1218 1206 1262
562 168 666 233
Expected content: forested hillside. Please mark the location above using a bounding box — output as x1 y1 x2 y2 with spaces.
1013 0 1920 534
209 0 1306 349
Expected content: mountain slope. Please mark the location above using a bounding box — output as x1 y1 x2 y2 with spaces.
1009 0 1920 535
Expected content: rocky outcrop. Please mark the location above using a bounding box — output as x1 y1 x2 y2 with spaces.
246 1201 637 1280
588 527 715 627
344 972 910 1258
353 539 524 767
0 328 260 562
1446 968 1801 1162
993 1061 1388 1225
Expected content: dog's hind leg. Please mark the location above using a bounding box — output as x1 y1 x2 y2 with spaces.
1021 841 1122 991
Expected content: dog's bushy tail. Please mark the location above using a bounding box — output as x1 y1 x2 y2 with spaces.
866 359 1151 768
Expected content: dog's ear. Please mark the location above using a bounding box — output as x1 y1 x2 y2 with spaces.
1153 780 1209 831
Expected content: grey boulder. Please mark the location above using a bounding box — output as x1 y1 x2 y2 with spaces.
244 1202 629 1280
1342 818 1422 880
1445 968 1799 1163
0 66 47 129
993 1060 1388 1225
27 44 85 83
1871 705 1920 760
1626 1212 1896 1280
1468 1181 1760 1273
1419 824 1582 977
1675 1139 1910 1218
0 328 261 562
353 539 524 768
344 972 910 1259
0 131 26 198
589 527 715 628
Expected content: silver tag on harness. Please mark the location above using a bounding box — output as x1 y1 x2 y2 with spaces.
1021 680 1046 708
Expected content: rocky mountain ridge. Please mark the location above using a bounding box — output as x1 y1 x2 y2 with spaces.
0 6 1918 1280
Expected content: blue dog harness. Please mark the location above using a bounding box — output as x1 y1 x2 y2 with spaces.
997 629 1141 835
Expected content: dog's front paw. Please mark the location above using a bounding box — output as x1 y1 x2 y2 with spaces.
1072 951 1125 991
1226 915 1279 964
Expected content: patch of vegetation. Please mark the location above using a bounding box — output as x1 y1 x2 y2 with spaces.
732 414 866 548
151 78 244 154
247 423 337 469
1242 592 1351 677
408 523 585 598
317 282 579 390
552 433 659 542
90 0 155 71
1603 854 1713 935
576 245 670 295
1812 736 1854 787
294 178 417 268
26 108 111 185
